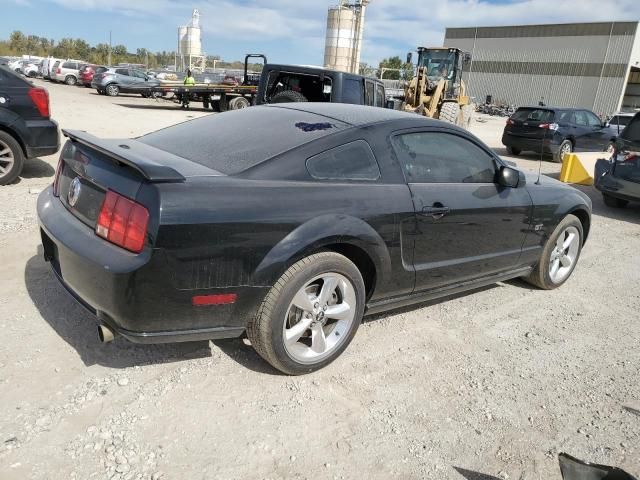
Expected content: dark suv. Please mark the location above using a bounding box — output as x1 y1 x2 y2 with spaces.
257 64 387 107
502 106 614 162
595 112 640 208
0 65 59 185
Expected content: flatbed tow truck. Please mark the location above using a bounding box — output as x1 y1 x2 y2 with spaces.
145 54 266 111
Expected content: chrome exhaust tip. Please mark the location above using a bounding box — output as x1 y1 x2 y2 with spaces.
98 324 115 343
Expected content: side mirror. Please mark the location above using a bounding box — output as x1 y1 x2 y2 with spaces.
498 166 521 188
406 52 413 65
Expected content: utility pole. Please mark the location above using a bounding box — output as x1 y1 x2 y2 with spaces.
108 30 112 66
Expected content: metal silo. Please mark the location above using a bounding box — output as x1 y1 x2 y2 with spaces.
324 1 369 74
177 9 205 72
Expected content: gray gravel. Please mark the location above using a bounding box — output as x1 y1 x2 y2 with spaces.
0 81 638 479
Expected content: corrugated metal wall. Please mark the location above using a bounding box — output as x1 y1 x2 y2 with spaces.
444 22 638 116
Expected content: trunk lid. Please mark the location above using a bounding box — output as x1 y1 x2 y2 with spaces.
505 107 556 139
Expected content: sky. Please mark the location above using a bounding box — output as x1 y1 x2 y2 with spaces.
2 0 640 66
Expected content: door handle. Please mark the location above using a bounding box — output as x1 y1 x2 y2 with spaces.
422 205 450 219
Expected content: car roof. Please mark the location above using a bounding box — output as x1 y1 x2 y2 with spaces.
518 106 585 111
264 103 438 128
265 63 382 82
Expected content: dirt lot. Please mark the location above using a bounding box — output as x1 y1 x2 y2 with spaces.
0 80 639 480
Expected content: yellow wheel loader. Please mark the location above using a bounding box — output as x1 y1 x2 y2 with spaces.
403 47 474 129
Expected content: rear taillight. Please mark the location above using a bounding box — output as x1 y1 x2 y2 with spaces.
52 157 63 196
506 118 515 125
28 87 50 118
539 123 559 131
96 190 149 253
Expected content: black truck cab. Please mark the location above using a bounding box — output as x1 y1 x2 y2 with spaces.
257 64 386 107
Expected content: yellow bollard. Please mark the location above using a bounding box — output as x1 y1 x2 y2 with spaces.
559 153 594 186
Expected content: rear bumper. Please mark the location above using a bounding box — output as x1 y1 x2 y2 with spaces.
502 132 562 154
37 186 267 343
8 118 59 159
594 162 640 202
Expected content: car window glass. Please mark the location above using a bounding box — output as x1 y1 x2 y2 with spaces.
306 140 380 181
584 111 602 127
115 69 129 76
573 111 588 126
557 111 572 124
62 62 73 69
375 83 385 108
132 70 146 79
364 81 375 106
512 108 553 123
343 78 362 104
392 132 497 183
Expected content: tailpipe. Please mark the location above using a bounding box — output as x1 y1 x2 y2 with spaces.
98 324 116 343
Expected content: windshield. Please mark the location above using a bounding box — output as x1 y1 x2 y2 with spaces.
418 50 456 80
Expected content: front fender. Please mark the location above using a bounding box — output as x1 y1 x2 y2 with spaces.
253 214 391 288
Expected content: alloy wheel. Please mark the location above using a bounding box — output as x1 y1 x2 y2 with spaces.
283 273 356 364
0 139 15 179
561 142 572 156
549 226 580 284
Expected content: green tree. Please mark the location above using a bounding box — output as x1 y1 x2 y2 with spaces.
377 56 413 80
75 39 91 60
9 31 26 52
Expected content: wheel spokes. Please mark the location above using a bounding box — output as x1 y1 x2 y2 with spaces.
0 147 11 157
317 276 338 306
291 289 314 313
559 254 572 268
310 323 327 353
550 258 560 277
325 302 352 321
562 232 576 251
285 316 313 345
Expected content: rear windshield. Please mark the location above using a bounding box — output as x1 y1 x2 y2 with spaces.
511 108 555 123
610 115 632 127
620 114 640 145
139 106 350 175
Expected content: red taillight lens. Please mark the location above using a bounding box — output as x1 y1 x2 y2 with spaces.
52 157 63 196
506 118 514 125
96 190 149 253
28 87 50 118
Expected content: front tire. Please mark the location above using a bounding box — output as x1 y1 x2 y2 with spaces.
439 102 461 125
523 214 583 290
64 75 77 86
603 193 628 208
247 252 365 375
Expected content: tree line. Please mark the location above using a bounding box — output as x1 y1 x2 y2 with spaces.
0 30 263 71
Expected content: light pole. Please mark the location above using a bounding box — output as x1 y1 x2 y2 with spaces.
108 30 112 66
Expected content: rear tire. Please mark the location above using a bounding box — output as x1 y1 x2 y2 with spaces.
270 90 308 104
461 104 474 129
523 214 583 290
64 75 77 86
0 131 25 186
506 146 522 155
603 194 628 208
553 140 572 163
105 84 119 96
247 252 365 375
439 102 460 125
228 96 251 110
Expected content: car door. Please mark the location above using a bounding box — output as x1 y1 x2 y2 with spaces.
582 110 610 150
391 128 532 292
570 111 592 151
115 68 132 86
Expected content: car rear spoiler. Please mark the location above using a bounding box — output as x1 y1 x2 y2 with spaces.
62 129 186 182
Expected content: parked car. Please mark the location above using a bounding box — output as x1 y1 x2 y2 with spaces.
0 65 59 185
8 59 33 74
23 60 42 78
37 103 591 374
502 106 615 162
51 60 84 85
606 112 635 137
41 57 62 80
91 67 160 96
79 64 106 87
595 112 640 207
257 64 387 107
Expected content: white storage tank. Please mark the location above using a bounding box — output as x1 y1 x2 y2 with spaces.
323 1 369 74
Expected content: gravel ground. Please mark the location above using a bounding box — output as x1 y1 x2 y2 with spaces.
0 80 639 480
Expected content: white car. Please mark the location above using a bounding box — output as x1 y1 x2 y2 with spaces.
51 59 85 85
23 61 42 78
41 57 63 80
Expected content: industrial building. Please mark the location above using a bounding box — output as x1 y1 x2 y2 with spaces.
323 1 369 74
444 21 640 116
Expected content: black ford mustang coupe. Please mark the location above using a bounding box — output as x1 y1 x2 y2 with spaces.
38 103 591 374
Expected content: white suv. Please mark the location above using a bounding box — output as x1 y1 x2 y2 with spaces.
51 60 84 85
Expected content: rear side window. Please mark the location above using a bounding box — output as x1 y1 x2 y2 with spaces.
364 81 375 106
115 69 129 76
512 108 554 123
306 140 380 181
343 78 363 104
140 106 349 175
62 62 76 69
375 84 385 108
